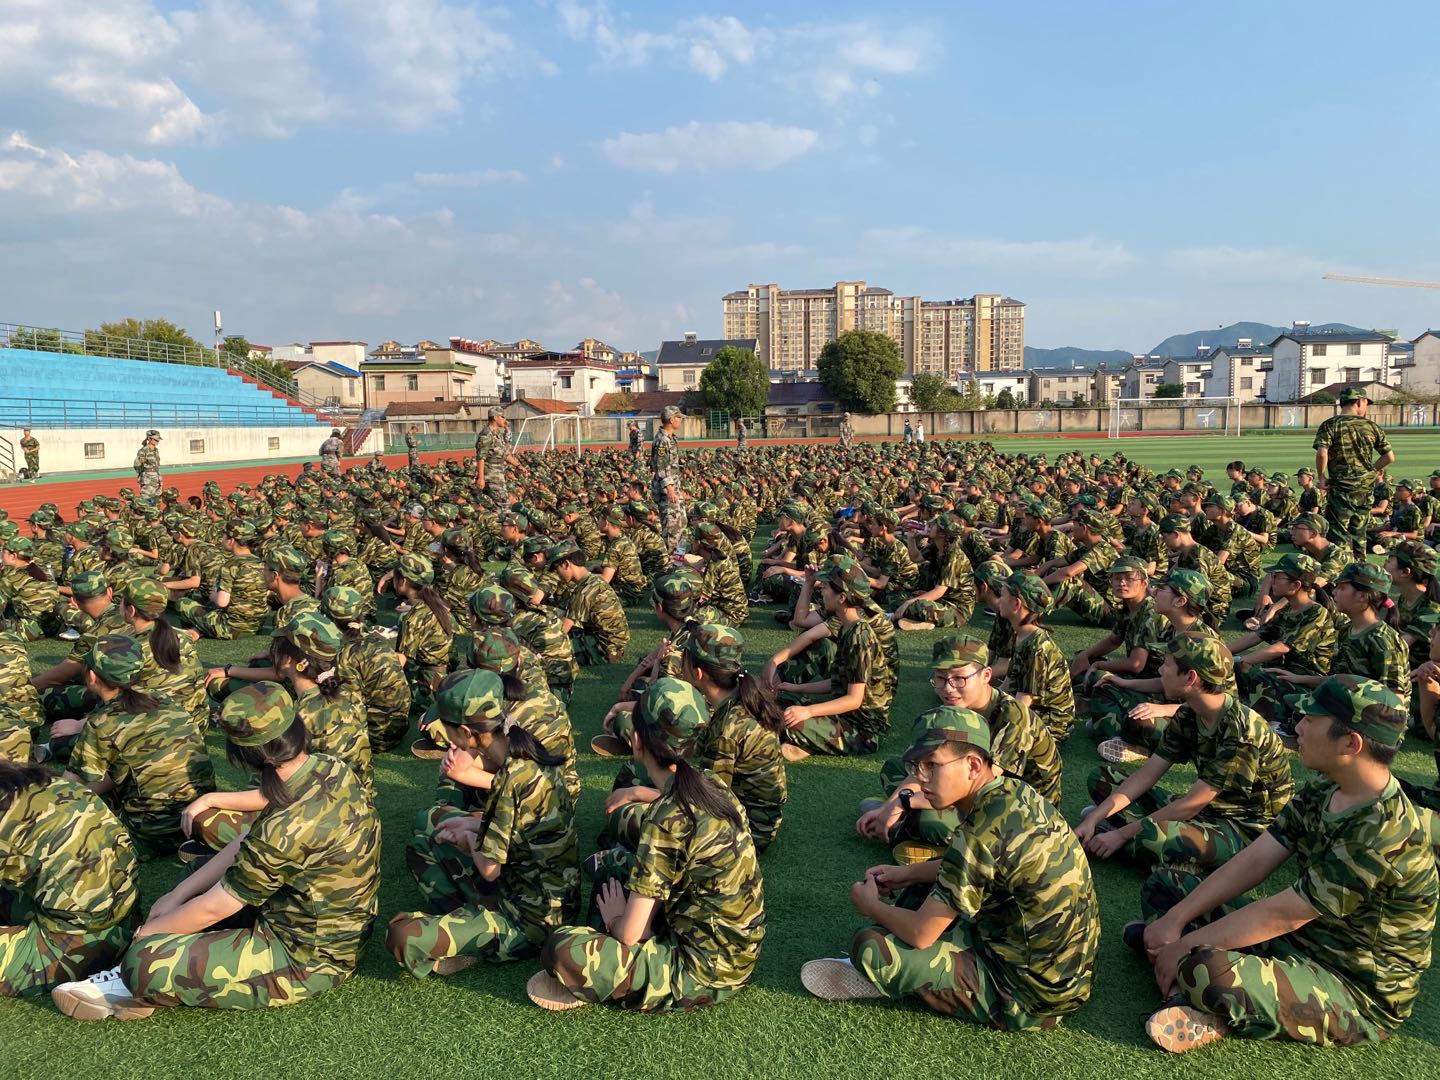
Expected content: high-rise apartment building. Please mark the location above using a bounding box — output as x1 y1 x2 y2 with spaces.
722 282 1024 377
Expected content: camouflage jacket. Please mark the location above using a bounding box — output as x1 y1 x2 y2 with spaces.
397 600 454 673
566 573 630 661
601 534 649 602
833 615 893 741
976 688 1062 806
628 523 670 579
1313 414 1391 485
338 635 411 724
217 553 269 632
1335 620 1410 696
1008 627 1075 740
327 558 374 614
508 690 580 801
71 697 215 819
699 555 747 628
513 606 578 692
695 693 787 841
294 687 373 801
478 755 580 939
650 431 680 488
1156 694 1293 833
1257 601 1336 676
132 624 207 728
0 632 42 762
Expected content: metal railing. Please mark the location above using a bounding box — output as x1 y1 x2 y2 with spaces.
0 321 336 416
0 396 318 428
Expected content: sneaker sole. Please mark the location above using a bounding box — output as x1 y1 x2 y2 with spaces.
526 971 587 1011
779 744 811 763
1146 1004 1227 1053
589 734 628 758
52 987 155 1022
1098 739 1148 765
409 742 446 760
799 959 883 1002
432 954 480 977
892 841 946 865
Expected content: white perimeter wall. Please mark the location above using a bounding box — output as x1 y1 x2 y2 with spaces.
0 425 380 477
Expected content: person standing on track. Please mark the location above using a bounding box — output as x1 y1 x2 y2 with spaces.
406 426 420 472
319 429 343 476
1313 388 1394 560
476 408 521 511
19 429 39 481
134 431 162 499
650 405 686 554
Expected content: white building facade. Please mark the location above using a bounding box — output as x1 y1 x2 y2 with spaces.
1202 341 1271 402
1265 328 1391 403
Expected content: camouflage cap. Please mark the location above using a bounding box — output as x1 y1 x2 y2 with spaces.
396 552 435 585
683 623 745 672
1168 632 1233 686
931 634 988 671
777 500 807 522
902 705 992 762
469 627 524 674
469 584 515 626
28 508 55 527
276 610 342 661
1006 571 1052 613
228 521 257 545
322 585 366 623
931 513 963 537
1335 561 1391 593
1393 539 1439 576
67 521 95 542
626 500 652 518
1292 674 1407 748
176 519 201 540
693 520 726 548
85 634 145 688
265 544 309 575
219 681 297 747
103 526 133 550
1203 493 1235 513
1159 567 1211 608
1297 466 1315 478
1338 387 1370 404
822 555 872 602
497 565 539 599
1158 514 1192 534
521 536 553 559
3 537 33 557
634 676 710 755
1290 512 1328 534
601 506 628 528
1108 555 1150 577
122 577 170 619
1272 551 1320 583
545 539 581 567
1395 478 1422 493
650 570 702 615
872 507 901 528
919 493 947 512
70 569 111 600
953 503 978 523
974 559 1011 589
321 529 356 556
1020 498 1049 519
659 404 684 421
429 503 459 524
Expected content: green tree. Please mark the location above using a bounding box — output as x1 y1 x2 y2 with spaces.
6 327 82 354
1152 383 1185 399
699 345 768 417
1070 394 1088 408
85 317 206 364
994 387 1019 410
909 373 953 412
1307 390 1337 405
817 329 905 413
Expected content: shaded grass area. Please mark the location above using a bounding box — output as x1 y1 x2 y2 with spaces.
7 430 1440 1078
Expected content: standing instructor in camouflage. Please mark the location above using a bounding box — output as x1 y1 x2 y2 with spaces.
475 408 520 510
1313 387 1393 559
319 429 343 476
650 405 685 554
406 426 420 471
133 431 162 499
19 429 39 481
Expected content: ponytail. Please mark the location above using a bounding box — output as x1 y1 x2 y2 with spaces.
412 583 454 636
690 655 785 733
502 722 564 768
112 685 159 713
635 718 742 827
149 615 181 672
226 718 310 809
271 636 348 699
24 560 48 583
0 760 51 813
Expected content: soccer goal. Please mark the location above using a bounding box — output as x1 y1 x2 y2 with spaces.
1107 397 1242 439
513 413 583 454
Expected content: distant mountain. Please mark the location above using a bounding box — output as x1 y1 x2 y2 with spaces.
1023 345 1132 369
1147 321 1370 358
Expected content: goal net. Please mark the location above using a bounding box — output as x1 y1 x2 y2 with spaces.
513 413 583 454
1108 397 1242 438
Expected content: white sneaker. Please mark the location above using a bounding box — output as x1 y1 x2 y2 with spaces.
800 957 883 1001
1098 737 1148 765
51 965 155 1021
57 628 81 641
373 626 398 640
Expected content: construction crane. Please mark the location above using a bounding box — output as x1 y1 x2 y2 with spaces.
1322 273 1440 289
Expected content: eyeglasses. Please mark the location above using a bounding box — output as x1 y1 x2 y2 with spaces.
912 755 962 780
931 668 982 689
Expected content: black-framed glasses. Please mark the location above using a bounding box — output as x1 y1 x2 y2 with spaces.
931 668 982 689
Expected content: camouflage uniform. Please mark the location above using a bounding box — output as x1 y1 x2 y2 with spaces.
563 567 630 665
19 433 39 479
391 754 579 976
174 547 269 639
133 440 162 500
406 429 419 471
865 529 920 609
509 596 578 702
0 629 43 762
319 434 343 476
475 422 514 509
1008 625 1075 743
336 632 412 754
852 718 1099 1029
70 636 216 858
0 778 138 996
1314 406 1392 558
295 686 374 802
1239 590 1337 725
786 612 892 755
650 420 685 554
396 581 454 717
1335 620 1410 696
124 752 380 1010
628 519 670 580
1170 538 1232 627
545 683 764 1012
697 551 747 628
1048 530 1118 627
906 531 975 627
600 532 649 603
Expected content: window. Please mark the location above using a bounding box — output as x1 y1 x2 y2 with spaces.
1347 343 1362 356
83 442 104 460
405 374 419 391
1240 357 1252 367
1312 344 1327 356
268 437 280 450
1344 367 1361 383
371 375 385 391
683 370 697 385
1310 368 1327 385
189 439 205 454
559 375 573 389
1240 377 1253 390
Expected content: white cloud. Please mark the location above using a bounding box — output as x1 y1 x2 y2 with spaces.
601 120 818 173
413 169 529 187
540 276 636 344
867 227 1139 271
1167 245 1336 281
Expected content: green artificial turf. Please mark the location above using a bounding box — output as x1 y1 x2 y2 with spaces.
5 431 1440 1079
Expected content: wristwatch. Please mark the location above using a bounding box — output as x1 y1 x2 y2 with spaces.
898 788 914 812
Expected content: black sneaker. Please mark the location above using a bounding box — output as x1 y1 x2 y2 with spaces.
1122 920 1148 954
177 838 214 865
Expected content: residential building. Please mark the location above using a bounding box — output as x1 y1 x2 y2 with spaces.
974 372 1030 404
1028 367 1094 405
655 334 760 392
595 390 694 415
309 341 368 368
283 359 363 410
722 281 1024 377
765 382 839 418
575 338 619 363
1303 380 1400 404
470 339 545 362
1090 365 1123 404
508 354 618 415
1202 339 1271 402
1121 361 1167 400
1401 331 1440 396
1160 356 1212 397
361 338 484 410
1265 325 1391 403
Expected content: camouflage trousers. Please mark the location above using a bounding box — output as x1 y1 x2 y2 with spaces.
850 918 1059 1031
779 694 881 756
123 919 350 1010
1049 579 1115 628
172 597 254 640
111 802 189 862
1088 764 1253 870
482 478 508 511
406 803 493 914
542 925 739 1012
1237 666 1304 728
321 456 340 476
903 597 971 628
657 497 685 555
1081 674 1171 751
871 755 960 846
0 723 32 764
138 473 161 500
570 630 621 667
367 704 412 754
1324 482 1372 560
23 451 39 478
1140 866 1387 1046
387 899 542 977
42 684 98 725
0 889 133 997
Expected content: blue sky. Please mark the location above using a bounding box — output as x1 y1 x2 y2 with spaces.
3 0 1439 354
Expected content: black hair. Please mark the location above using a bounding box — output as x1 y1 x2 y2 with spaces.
443 537 487 576
634 715 743 827
1168 656 1228 696
114 685 160 713
498 669 527 702
442 712 564 768
0 760 52 813
400 579 454 636
270 636 348 699
684 652 786 733
1326 716 1399 767
147 612 182 672
226 718 310 808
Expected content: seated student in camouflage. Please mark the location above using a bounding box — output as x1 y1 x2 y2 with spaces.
0 762 139 998
973 559 1014 682
1077 634 1292 890
33 570 129 732
388 669 579 979
0 616 43 764
1367 477 1426 554
435 529 488 620
64 636 214 860
318 529 373 617
1125 495 1169 576
1228 553 1337 738
529 678 764 1013
1160 515 1231 628
1384 539 1440 674
52 681 381 1020
893 513 975 631
393 553 455 731
768 558 895 760
1002 499 1073 570
1198 494 1261 597
858 636 1062 864
1322 562 1410 697
549 539 630 665
1232 491 1276 552
679 624 788 853
1241 513 1347 630
997 572 1075 743
755 501 810 601
860 508 920 611
1136 675 1437 1053
592 507 649 604
1040 509 1118 627
173 522 269 640
119 578 207 732
687 521 748 627
324 586 411 754
498 566 578 703
0 536 67 641
1070 556 1164 737
801 708 1099 1029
